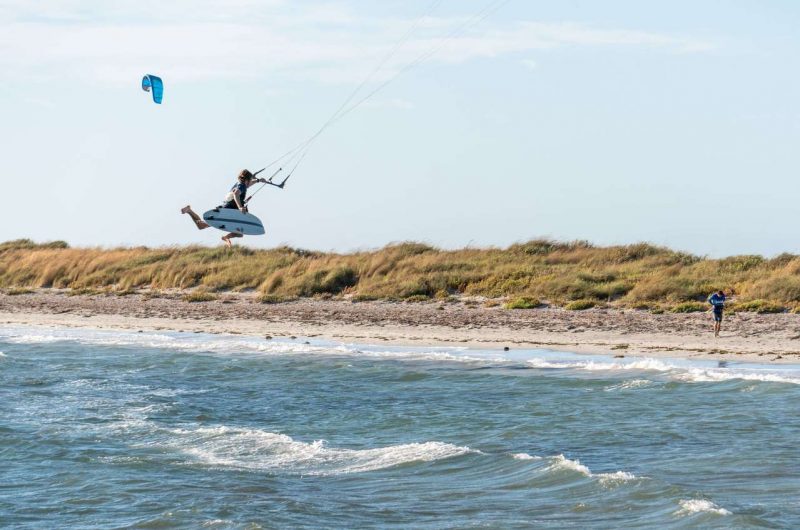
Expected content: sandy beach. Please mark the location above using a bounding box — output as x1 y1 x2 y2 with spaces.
2 290 800 363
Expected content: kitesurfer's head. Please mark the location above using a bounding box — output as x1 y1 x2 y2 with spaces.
238 169 254 182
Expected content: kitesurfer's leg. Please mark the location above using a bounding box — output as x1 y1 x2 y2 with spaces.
181 205 209 230
221 232 243 247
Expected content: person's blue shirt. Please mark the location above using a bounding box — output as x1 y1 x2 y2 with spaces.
232 181 247 202
222 181 248 209
708 293 726 309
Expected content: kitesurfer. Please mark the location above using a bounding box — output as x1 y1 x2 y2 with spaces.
181 170 267 247
707 290 726 337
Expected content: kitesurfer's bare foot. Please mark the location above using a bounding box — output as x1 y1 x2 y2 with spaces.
182 205 210 229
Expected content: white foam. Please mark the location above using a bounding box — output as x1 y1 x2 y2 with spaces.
0 327 474 363
547 454 592 476
675 368 800 385
201 520 233 528
676 499 731 516
512 453 541 460
596 470 637 486
0 351 5 357
167 425 472 475
5 325 800 386
546 455 638 486
4 333 63 344
604 379 653 391
527 355 800 386
528 357 674 372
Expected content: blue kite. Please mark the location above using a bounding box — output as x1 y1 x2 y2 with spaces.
141 74 164 104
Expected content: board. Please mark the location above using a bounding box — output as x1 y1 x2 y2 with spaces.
202 208 266 236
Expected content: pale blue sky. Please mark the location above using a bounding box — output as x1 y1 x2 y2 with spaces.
1 1 798 256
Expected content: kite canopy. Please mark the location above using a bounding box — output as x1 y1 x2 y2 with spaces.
141 74 164 104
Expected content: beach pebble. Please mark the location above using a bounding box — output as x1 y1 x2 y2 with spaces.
265 335 272 340
290 335 297 339
614 354 625 358
503 346 510 351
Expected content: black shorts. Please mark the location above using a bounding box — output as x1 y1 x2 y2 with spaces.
713 309 723 322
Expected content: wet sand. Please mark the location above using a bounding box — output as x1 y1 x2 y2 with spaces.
2 291 800 363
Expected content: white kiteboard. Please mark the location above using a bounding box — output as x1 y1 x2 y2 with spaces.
202 208 265 236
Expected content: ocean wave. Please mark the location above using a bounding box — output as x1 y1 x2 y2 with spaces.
512 453 541 460
528 356 800 386
604 379 654 391
167 425 473 475
675 368 800 385
5 326 800 386
676 499 731 516
0 327 472 363
546 454 638 487
201 520 233 528
528 357 675 372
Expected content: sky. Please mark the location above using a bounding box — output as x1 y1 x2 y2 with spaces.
1 0 798 256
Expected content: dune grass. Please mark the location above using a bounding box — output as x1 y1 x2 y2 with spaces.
2 238 800 311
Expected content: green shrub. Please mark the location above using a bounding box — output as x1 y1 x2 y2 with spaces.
733 300 785 314
404 294 431 303
504 297 541 309
670 302 707 313
565 299 595 310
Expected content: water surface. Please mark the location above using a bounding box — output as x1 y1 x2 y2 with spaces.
1 326 798 528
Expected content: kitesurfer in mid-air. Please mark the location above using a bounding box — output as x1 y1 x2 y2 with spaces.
181 169 267 247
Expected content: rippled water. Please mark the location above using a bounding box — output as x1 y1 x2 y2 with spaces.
1 326 799 528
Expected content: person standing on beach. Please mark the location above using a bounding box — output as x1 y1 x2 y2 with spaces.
708 290 726 337
181 170 267 247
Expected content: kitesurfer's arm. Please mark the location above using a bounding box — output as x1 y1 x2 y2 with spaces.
234 190 246 212
246 178 266 188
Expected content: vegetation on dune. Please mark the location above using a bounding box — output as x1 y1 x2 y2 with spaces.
1 238 800 311
183 290 218 303
670 301 707 313
565 299 597 311
504 297 541 310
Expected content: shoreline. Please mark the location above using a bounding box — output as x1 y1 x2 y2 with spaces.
2 291 800 364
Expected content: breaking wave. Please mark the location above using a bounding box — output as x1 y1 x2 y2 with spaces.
527 356 800 385
165 425 474 476
676 499 731 516
3 325 800 386
546 454 639 487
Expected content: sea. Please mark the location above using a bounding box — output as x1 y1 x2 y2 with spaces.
1 325 799 529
